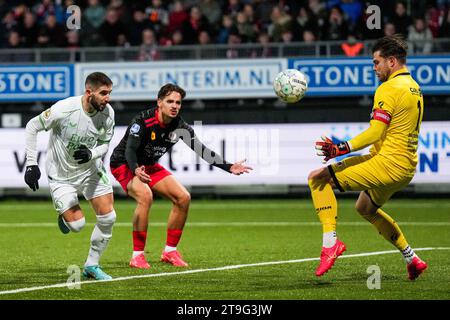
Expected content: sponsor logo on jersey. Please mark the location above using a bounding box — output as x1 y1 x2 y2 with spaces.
167 131 177 143
410 87 422 97
315 206 332 214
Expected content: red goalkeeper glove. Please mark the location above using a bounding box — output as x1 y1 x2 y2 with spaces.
315 136 351 163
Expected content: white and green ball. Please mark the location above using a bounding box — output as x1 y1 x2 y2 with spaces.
273 69 308 103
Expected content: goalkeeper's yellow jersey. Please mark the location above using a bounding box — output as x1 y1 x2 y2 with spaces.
369 67 424 176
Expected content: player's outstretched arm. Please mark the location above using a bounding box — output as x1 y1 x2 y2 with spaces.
24 116 44 191
230 159 253 175
315 120 387 163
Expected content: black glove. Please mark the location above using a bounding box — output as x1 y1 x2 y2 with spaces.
73 144 92 164
24 165 41 191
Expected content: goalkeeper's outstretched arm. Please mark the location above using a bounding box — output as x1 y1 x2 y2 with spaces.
316 119 388 162
347 119 388 152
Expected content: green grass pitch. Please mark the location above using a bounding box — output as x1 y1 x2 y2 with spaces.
0 198 449 300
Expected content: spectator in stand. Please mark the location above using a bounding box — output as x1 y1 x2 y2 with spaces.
145 0 169 35
303 29 317 43
170 29 184 46
167 1 188 34
236 11 256 42
198 30 211 45
20 11 39 48
268 5 294 43
341 33 364 56
223 0 243 18
323 6 349 40
390 1 413 37
301 29 318 55
99 8 128 47
59 0 77 25
37 14 67 47
217 14 234 44
200 0 222 33
226 28 242 58
112 0 132 22
426 6 442 38
308 0 328 22
12 3 27 25
5 30 33 62
242 3 257 27
281 29 299 56
253 0 277 32
181 6 210 44
292 7 319 42
129 9 153 46
33 0 60 25
1 11 17 48
438 7 450 38
333 0 363 29
138 28 160 61
383 22 396 36
408 17 433 54
7 30 22 49
250 31 273 58
83 0 106 29
66 30 80 49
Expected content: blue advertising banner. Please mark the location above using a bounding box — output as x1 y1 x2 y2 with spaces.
289 56 450 96
0 65 73 102
75 59 287 100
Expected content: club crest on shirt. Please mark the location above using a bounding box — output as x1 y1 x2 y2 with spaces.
151 131 156 140
43 109 51 119
130 123 140 135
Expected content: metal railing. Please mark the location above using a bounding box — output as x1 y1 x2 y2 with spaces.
0 39 449 63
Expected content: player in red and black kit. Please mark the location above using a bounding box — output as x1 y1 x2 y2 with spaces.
110 83 252 269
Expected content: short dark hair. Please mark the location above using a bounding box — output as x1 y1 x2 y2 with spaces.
157 83 186 100
85 72 113 89
372 34 408 64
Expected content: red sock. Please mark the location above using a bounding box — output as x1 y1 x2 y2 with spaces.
166 229 183 247
133 231 147 251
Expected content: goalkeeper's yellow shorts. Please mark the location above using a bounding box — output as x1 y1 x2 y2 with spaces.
328 154 413 207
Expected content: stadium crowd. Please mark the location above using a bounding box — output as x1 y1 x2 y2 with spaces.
1 0 450 57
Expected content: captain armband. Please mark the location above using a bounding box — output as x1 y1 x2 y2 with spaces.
371 109 391 125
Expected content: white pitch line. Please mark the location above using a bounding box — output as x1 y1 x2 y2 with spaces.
0 221 449 228
0 247 449 296
1 202 449 211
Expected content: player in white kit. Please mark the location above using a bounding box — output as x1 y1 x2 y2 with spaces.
24 72 116 280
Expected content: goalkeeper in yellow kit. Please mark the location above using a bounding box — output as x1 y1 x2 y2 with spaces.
308 35 427 280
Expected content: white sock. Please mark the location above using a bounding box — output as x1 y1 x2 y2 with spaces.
401 246 416 264
164 245 177 252
132 251 144 258
323 231 337 248
85 211 116 267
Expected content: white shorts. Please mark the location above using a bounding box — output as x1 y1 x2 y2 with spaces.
49 168 113 214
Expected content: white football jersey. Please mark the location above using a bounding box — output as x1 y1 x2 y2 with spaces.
38 95 115 183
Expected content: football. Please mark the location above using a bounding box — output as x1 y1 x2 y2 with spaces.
273 69 308 103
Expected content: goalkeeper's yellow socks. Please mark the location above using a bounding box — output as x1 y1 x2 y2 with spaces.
365 208 416 264
308 179 338 248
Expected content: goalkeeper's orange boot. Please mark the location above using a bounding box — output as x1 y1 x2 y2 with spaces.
161 250 189 267
315 239 346 277
129 253 151 269
407 256 428 280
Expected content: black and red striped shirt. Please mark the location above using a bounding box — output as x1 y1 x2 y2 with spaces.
110 107 232 173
